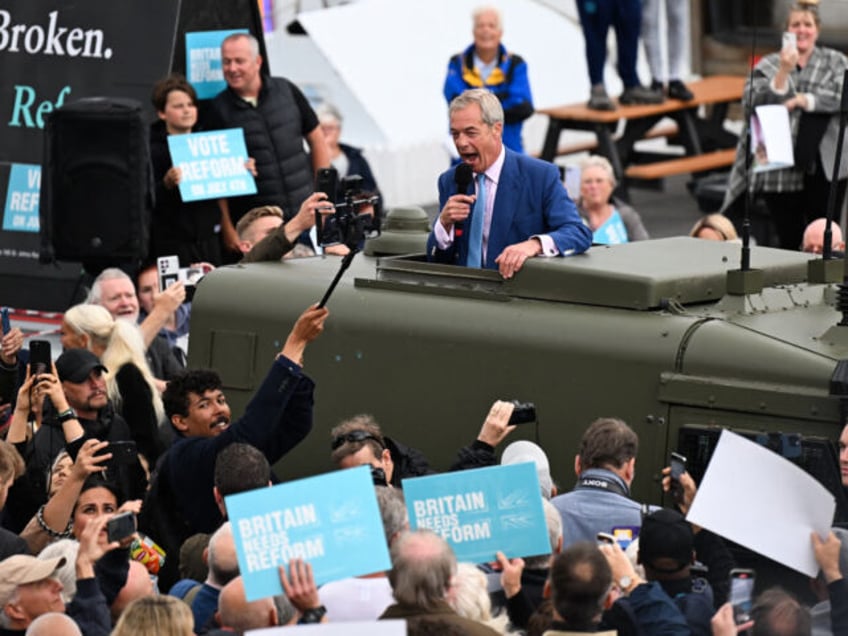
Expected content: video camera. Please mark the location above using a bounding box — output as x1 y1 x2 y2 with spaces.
315 167 381 250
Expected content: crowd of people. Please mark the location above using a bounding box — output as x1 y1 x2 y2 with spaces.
0 344 845 636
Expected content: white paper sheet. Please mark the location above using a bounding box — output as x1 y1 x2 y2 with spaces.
686 429 835 577
751 104 795 173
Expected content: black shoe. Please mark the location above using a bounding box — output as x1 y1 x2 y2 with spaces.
587 84 614 111
650 80 664 93
619 85 665 105
668 79 694 101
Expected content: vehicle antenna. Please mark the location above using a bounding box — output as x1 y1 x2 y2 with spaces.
740 0 758 273
822 70 848 262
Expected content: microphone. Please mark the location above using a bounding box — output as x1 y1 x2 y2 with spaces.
453 163 473 237
454 163 473 195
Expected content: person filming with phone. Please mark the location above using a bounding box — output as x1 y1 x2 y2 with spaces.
5 350 147 533
721 0 848 250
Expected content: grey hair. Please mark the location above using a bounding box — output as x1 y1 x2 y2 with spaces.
524 499 563 570
86 267 132 305
208 522 239 586
580 155 617 189
449 89 504 127
472 5 503 31
388 530 457 611
222 32 260 58
376 486 409 545
38 539 79 603
316 102 343 126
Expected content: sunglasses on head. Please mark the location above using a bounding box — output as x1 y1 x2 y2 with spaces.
330 430 385 451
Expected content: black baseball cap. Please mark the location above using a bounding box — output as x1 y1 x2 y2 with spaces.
639 508 694 573
55 348 108 383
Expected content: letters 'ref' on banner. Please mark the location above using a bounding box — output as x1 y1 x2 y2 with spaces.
185 29 249 99
167 128 257 202
226 465 391 602
402 463 550 564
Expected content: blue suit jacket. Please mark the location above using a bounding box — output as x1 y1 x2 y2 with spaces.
427 149 591 268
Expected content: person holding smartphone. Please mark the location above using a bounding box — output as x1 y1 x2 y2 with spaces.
721 0 848 250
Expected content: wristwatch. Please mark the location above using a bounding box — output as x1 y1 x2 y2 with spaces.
618 574 640 596
56 408 77 424
298 605 327 624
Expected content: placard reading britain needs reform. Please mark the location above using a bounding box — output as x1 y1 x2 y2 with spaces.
226 465 390 602
167 128 256 202
402 463 549 563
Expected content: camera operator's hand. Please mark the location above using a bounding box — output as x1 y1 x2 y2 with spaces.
438 193 476 233
286 192 335 243
477 400 517 448
281 305 330 367
661 466 698 517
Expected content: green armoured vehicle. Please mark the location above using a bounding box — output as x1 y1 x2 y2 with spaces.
189 237 848 510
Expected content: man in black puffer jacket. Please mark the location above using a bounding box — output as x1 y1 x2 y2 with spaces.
206 32 330 259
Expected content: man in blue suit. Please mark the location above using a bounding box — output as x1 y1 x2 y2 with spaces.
427 89 591 278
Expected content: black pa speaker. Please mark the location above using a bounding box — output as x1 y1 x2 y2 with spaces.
41 97 153 267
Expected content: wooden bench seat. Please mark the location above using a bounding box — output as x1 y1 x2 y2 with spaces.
536 121 680 159
624 148 736 180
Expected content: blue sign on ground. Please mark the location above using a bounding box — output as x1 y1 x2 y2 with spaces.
3 164 40 233
167 128 257 202
226 466 391 602
185 29 248 99
402 463 549 563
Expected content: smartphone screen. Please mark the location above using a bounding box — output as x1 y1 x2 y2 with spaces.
730 569 755 624
102 441 138 466
29 340 52 376
782 31 797 51
670 452 687 479
315 167 338 200
107 512 137 543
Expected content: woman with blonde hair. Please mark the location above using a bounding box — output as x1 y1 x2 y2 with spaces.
450 562 510 634
721 0 848 249
60 303 165 463
689 214 739 242
112 595 193 636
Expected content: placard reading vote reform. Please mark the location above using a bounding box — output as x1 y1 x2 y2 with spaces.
402 463 549 563
226 465 390 602
167 128 257 202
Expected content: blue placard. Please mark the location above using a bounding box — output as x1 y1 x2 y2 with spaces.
226 465 391 602
3 164 40 233
185 29 248 99
167 129 257 202
402 463 549 563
